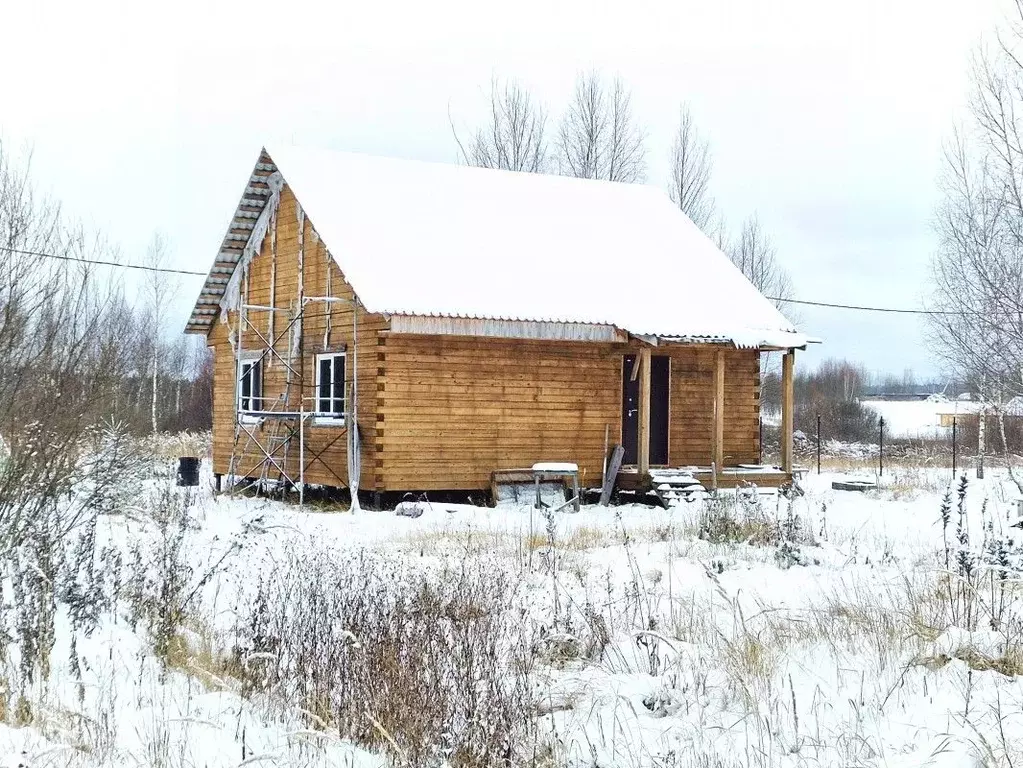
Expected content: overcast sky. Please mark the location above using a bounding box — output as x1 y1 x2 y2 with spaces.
0 0 1010 379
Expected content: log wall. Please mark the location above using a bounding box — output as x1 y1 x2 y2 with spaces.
375 335 761 491
210 186 387 487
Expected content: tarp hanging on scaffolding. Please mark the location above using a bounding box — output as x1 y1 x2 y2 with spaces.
347 418 361 512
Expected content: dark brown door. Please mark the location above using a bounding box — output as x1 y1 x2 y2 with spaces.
622 355 670 465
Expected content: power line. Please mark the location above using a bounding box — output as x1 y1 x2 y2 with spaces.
0 242 1004 316
768 296 957 316
0 245 207 277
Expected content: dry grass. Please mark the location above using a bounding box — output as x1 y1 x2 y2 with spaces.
150 432 211 460
926 645 1023 677
401 526 517 555
233 551 531 768
720 631 777 700
526 525 612 552
162 622 246 694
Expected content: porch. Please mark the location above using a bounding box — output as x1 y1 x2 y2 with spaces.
623 345 796 480
616 465 793 492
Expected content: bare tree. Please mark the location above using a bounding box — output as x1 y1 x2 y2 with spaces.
452 78 549 172
557 72 646 182
668 105 716 232
142 234 177 435
0 144 137 555
929 5 1023 418
725 216 797 411
727 215 795 312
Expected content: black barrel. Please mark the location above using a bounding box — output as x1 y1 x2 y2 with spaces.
177 456 200 487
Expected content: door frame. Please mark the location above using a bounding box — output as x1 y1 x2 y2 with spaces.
619 352 671 467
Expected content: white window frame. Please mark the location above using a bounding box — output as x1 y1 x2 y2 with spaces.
237 355 263 422
314 351 347 425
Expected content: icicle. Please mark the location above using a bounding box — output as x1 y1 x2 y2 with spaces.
219 171 285 323
295 206 305 371
268 204 278 369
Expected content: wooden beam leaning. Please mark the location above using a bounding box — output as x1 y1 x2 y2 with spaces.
713 348 725 471
781 349 795 473
638 347 652 476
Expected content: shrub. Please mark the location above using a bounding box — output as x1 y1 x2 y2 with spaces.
233 550 533 767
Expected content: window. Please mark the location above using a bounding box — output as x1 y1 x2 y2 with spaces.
238 358 263 413
315 352 346 420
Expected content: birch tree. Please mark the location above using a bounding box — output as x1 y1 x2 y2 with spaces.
667 105 716 232
453 78 549 172
727 216 795 312
557 72 646 182
929 4 1023 416
726 216 796 410
142 234 176 435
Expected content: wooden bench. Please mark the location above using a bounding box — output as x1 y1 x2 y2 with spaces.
532 462 581 512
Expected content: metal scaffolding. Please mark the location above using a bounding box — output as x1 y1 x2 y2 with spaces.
223 218 360 506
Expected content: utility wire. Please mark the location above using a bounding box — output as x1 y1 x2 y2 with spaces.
766 296 952 315
0 242 1006 317
0 245 207 277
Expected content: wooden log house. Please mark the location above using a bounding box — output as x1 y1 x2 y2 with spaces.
185 146 812 503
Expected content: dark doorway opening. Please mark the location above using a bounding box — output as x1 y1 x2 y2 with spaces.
622 354 670 466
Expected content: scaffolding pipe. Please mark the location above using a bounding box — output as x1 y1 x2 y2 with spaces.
300 410 305 506
349 296 361 513
268 206 277 369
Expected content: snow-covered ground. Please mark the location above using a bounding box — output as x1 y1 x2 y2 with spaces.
3 455 1023 767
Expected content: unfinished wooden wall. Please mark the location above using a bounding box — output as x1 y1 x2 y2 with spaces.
210 186 387 487
376 335 762 491
668 347 761 467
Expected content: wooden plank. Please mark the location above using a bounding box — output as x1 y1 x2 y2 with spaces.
600 444 625 506
638 347 651 475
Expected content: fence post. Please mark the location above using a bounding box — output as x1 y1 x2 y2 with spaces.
978 408 986 480
879 416 885 477
952 416 957 480
816 413 822 474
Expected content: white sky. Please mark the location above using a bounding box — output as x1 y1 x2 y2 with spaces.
0 0 1010 378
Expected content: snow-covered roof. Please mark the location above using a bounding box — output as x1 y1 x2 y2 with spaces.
187 146 807 348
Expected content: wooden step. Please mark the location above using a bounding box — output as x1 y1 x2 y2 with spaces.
649 470 707 507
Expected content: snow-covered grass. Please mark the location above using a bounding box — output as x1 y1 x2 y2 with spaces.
3 446 1023 767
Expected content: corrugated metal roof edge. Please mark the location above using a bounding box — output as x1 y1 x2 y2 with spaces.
383 311 809 349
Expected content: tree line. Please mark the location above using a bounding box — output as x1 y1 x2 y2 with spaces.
0 144 212 453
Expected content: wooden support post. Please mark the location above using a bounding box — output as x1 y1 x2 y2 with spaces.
638 347 652 476
713 348 725 471
782 350 795 473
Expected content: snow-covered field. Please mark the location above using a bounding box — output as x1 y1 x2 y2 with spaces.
3 452 1023 768
860 399 952 440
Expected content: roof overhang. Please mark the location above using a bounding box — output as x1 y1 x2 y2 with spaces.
386 314 813 349
184 150 279 335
